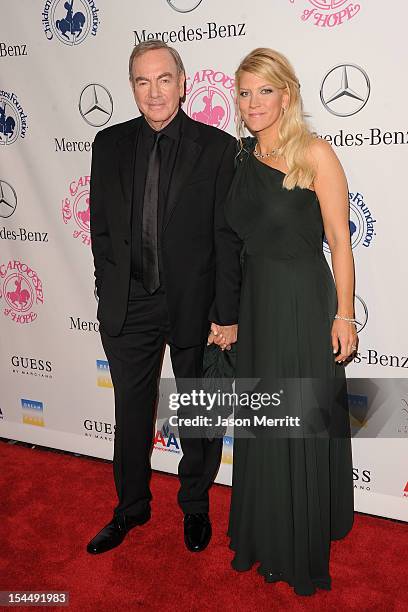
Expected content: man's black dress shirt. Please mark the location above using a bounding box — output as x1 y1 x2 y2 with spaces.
131 110 181 284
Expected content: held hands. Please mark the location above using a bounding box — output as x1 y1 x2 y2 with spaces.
208 322 238 351
332 319 358 363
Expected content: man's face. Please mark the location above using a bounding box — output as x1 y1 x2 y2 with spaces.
130 48 185 130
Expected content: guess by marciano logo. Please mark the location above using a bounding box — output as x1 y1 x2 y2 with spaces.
61 176 91 247
0 260 44 324
353 467 371 491
11 355 52 379
289 0 361 28
185 69 235 132
83 419 115 441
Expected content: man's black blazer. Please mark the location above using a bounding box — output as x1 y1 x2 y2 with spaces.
89 110 242 347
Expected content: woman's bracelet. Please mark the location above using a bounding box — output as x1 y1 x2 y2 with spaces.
334 314 359 325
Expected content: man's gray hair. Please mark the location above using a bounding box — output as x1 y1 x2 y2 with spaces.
128 40 185 82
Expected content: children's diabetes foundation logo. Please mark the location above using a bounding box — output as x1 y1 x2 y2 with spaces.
323 191 376 253
0 90 27 145
289 0 361 28
61 176 91 247
42 0 99 45
0 261 44 324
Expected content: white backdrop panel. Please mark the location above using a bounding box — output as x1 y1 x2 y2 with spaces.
0 0 407 521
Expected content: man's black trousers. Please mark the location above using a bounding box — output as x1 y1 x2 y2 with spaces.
100 278 223 519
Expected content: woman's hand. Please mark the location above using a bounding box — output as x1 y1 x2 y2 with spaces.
332 319 358 363
208 323 238 351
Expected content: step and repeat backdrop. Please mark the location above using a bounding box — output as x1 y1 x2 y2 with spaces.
1 0 407 521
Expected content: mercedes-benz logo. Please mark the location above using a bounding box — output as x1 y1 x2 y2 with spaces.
79 84 113 127
354 294 368 333
167 0 203 12
320 64 370 117
0 179 17 218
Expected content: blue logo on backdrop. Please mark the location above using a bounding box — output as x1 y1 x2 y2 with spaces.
0 91 27 145
21 398 44 426
323 191 376 253
42 0 99 45
21 398 43 411
348 393 369 431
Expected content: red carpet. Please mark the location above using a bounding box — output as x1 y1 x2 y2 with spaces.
1 440 407 611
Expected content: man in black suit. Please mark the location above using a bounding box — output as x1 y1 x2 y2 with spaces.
87 40 242 555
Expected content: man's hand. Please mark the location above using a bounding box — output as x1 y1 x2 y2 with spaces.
208 323 238 351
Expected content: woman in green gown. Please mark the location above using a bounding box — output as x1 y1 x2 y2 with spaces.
221 48 357 596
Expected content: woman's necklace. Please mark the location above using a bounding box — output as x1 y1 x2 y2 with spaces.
254 142 280 159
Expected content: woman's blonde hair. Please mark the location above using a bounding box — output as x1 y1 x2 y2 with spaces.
235 48 316 190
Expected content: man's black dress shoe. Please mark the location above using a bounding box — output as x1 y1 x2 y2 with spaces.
183 513 212 552
87 510 150 554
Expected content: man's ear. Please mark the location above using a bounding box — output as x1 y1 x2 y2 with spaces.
129 78 138 104
179 72 186 104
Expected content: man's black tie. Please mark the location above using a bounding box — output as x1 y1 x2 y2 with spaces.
142 132 162 294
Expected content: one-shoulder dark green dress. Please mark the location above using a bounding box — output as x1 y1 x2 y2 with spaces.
225 138 354 596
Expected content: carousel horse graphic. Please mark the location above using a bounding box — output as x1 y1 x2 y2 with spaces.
77 196 90 227
192 91 225 128
309 1 349 9
0 104 16 141
55 0 86 41
6 276 30 309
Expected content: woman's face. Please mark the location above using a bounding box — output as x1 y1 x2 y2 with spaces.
238 70 288 135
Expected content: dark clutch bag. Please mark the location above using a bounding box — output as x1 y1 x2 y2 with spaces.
201 342 237 440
